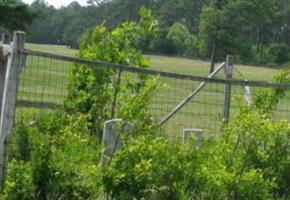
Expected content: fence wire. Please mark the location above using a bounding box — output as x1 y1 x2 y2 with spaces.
14 50 290 139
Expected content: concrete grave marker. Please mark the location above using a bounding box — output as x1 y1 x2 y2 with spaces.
100 119 133 166
183 128 203 148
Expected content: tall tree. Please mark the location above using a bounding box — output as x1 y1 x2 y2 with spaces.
199 0 277 71
199 2 226 72
0 0 36 31
28 0 102 47
228 0 277 64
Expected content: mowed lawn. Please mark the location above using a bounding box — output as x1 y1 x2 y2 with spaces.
22 43 289 136
26 43 280 81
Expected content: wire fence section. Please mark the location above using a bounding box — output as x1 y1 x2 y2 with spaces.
16 50 290 137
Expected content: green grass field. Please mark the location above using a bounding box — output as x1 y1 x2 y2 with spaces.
26 43 280 81
21 43 289 137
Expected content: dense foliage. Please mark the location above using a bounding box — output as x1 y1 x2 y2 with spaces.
1 111 102 199
3 72 290 199
0 0 36 31
102 72 290 199
65 7 158 138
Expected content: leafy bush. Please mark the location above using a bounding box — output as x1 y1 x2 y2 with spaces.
102 72 290 199
149 24 177 55
102 126 277 200
9 107 287 199
250 43 290 66
3 111 102 199
1 160 35 200
221 108 290 198
65 7 158 138
103 113 287 200
267 43 290 65
253 71 289 114
5 73 290 200
167 22 198 57
4 8 160 199
102 135 193 199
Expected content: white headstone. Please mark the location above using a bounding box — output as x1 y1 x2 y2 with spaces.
183 128 203 148
100 119 133 166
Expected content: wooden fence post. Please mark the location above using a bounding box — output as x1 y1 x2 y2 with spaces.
0 35 11 116
0 31 26 187
223 55 234 123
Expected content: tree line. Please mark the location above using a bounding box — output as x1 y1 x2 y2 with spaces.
2 0 290 68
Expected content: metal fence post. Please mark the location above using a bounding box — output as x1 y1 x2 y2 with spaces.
223 55 234 123
0 31 26 187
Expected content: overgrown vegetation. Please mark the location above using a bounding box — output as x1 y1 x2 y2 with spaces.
2 110 102 199
3 71 290 199
3 4 290 200
102 71 290 199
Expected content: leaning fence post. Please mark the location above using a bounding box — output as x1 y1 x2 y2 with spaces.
0 31 26 187
223 55 234 123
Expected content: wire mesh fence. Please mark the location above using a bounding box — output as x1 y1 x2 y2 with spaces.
3 33 290 189
13 49 290 139
17 54 68 109
3 32 290 195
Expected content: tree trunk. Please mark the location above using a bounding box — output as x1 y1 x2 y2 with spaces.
256 28 262 65
209 38 216 73
257 30 264 65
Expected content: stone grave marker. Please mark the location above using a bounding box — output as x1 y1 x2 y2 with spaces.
183 128 203 148
100 119 133 166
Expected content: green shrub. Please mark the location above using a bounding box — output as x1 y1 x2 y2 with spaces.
167 22 198 57
253 71 289 114
102 72 290 199
6 76 290 200
5 111 102 199
250 43 290 66
149 24 177 55
65 7 158 138
102 135 193 199
5 8 159 199
267 43 290 65
1 160 35 200
12 121 31 161
46 128 102 199
102 130 276 200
